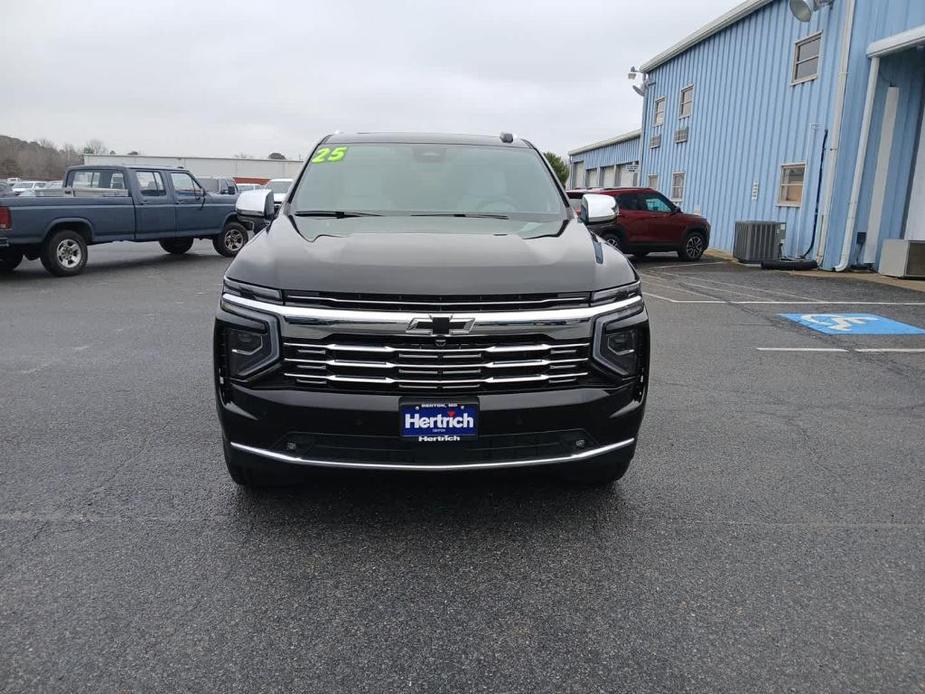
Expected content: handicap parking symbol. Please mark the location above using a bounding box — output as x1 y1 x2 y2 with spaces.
781 313 925 335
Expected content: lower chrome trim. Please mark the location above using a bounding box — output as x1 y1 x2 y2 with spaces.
230 438 635 472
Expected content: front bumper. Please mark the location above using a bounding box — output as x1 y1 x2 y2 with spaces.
215 289 648 472
218 381 644 472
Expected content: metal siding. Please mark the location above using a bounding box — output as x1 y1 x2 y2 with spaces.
821 0 925 267
568 136 641 177
641 0 843 257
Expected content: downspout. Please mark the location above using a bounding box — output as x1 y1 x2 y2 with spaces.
814 0 857 265
835 55 880 271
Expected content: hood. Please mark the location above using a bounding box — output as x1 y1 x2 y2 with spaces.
227 215 637 295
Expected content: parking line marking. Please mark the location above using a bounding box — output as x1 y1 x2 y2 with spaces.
640 261 725 270
642 279 719 298
650 271 822 301
854 348 925 353
756 347 848 352
645 295 925 305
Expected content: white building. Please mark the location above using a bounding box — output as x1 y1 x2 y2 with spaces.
83 154 304 184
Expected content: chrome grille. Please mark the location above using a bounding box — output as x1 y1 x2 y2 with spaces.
282 291 590 312
282 338 591 391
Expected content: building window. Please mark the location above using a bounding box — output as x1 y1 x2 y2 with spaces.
653 97 666 126
649 134 662 149
671 172 685 202
792 33 821 84
647 174 659 190
778 163 805 206
679 86 694 118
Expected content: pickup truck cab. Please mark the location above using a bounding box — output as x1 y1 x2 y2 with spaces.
0 165 248 276
215 132 649 487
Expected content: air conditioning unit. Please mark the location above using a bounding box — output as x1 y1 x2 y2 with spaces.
878 239 925 278
649 134 661 149
675 127 689 144
734 221 786 263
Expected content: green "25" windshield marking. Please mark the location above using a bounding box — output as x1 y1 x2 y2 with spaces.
311 146 347 163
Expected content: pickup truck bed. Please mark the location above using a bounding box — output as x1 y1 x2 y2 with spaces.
0 164 248 276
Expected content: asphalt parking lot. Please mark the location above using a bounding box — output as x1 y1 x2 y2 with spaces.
1 243 923 693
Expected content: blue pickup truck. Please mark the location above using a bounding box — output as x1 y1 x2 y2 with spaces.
0 165 248 276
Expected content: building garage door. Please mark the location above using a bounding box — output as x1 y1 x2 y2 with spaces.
616 164 637 187
601 166 616 187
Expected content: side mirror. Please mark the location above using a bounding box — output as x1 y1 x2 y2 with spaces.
236 189 275 220
580 193 618 224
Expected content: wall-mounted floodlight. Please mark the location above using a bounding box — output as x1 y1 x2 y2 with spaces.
628 66 638 80
789 0 832 22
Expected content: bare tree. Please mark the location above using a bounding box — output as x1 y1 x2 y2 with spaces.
233 152 254 159
82 139 107 155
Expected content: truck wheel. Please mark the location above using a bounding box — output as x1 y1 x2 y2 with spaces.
0 248 24 273
159 238 194 255
213 222 248 258
600 230 629 253
558 449 633 486
40 229 88 277
677 230 707 261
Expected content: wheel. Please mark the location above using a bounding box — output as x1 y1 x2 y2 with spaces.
159 238 194 255
222 436 288 487
557 450 633 485
0 248 23 273
600 229 629 253
213 222 248 258
677 230 707 261
40 229 88 277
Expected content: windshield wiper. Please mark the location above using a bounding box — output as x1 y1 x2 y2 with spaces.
293 210 383 218
410 212 510 220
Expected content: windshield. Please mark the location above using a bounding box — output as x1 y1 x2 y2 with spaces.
291 143 565 221
267 180 292 194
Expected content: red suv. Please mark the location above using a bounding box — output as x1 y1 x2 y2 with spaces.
567 187 711 261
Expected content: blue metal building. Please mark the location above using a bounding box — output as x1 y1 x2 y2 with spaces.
567 131 641 189
636 0 925 270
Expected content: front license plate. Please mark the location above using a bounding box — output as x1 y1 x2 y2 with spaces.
400 402 478 441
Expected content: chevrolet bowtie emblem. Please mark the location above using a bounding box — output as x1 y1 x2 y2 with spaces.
407 315 475 335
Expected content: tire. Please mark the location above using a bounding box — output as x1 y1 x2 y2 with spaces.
677 230 707 261
40 229 88 277
557 450 633 486
213 222 248 258
600 229 629 253
0 248 24 273
222 436 287 487
159 238 194 255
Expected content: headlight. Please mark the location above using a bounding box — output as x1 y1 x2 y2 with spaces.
226 327 276 378
596 325 641 376
592 294 646 377
591 281 640 306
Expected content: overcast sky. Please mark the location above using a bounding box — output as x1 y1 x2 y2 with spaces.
1 0 734 160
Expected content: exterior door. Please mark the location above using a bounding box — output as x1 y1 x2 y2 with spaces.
636 190 681 245
169 171 210 236
614 192 647 242
906 112 925 241
133 170 177 240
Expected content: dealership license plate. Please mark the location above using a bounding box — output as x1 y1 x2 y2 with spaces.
400 402 478 441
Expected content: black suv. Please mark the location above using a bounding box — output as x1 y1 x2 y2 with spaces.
214 132 649 485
